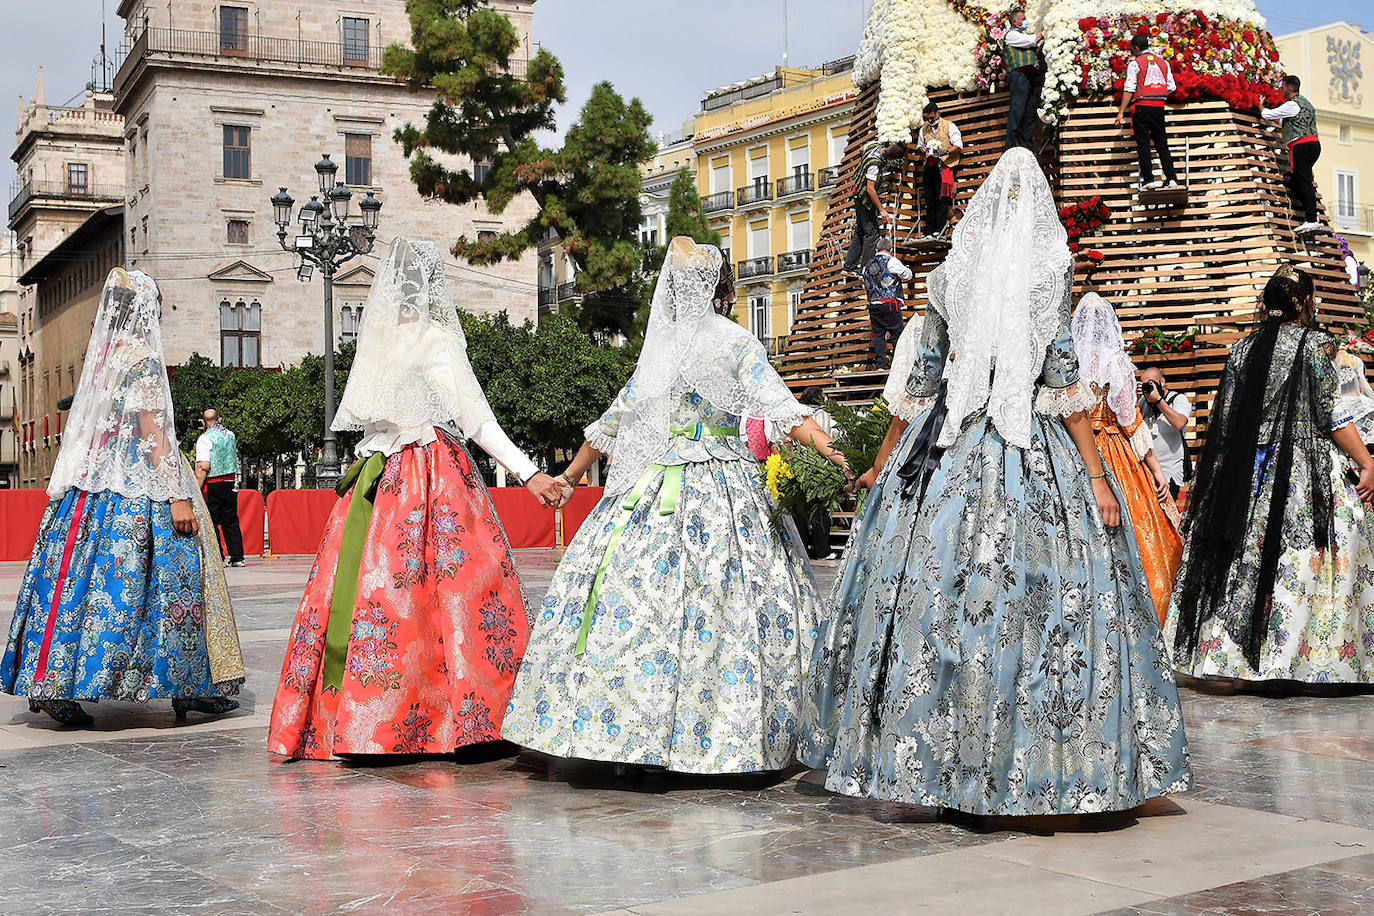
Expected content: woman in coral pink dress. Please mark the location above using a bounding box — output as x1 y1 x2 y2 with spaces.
268 239 562 759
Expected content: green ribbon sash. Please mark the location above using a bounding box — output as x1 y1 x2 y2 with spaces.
573 424 737 657
321 452 387 692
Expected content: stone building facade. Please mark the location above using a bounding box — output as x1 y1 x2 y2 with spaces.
115 0 539 367
8 79 128 488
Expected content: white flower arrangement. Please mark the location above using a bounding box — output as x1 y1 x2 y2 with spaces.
856 0 1271 131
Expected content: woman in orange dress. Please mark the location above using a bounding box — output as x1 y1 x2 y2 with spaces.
1072 292 1182 622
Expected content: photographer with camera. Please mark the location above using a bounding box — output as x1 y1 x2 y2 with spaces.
1138 367 1191 499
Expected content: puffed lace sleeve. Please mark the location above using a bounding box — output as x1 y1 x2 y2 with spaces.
1310 333 1350 432
1121 406 1155 461
584 375 634 454
1034 325 1096 417
737 341 810 442
882 318 924 422
904 309 950 403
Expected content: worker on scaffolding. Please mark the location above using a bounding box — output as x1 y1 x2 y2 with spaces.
843 140 907 278
862 236 912 371
1262 76 1323 236
1003 10 1043 150
1115 32 1180 192
916 100 963 241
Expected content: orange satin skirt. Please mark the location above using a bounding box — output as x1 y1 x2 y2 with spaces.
1097 427 1183 624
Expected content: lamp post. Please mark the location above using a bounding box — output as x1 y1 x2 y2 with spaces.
271 153 382 490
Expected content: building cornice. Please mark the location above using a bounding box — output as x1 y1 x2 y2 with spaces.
694 100 856 156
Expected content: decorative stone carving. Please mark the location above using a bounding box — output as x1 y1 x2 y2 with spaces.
1327 36 1363 107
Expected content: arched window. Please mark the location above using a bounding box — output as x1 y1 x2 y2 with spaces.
220 297 262 367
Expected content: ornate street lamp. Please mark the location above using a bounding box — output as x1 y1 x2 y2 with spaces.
273 155 382 490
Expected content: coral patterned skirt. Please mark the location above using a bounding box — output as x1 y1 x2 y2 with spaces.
268 431 529 758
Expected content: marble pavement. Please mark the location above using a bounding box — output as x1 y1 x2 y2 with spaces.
1 552 1372 915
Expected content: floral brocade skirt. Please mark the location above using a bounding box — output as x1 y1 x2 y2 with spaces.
1 489 232 702
801 411 1193 815
1096 426 1182 624
267 433 530 759
501 457 821 774
1165 446 1374 684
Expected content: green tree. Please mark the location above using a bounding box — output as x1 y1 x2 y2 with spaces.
664 168 721 246
384 3 654 338
460 311 634 468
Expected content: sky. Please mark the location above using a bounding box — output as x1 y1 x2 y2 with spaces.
1 0 1369 191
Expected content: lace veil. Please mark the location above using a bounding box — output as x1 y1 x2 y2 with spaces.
333 238 497 454
48 268 191 503
1071 292 1138 423
925 146 1071 449
604 236 806 496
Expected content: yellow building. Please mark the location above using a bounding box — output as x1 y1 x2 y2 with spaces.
689 61 857 353
1276 23 1374 268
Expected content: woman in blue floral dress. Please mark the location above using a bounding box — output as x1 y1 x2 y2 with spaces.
1 268 243 725
801 149 1193 816
502 237 848 774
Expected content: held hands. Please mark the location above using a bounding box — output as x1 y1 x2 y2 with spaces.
555 473 576 507
524 472 566 509
1091 476 1121 528
171 499 198 537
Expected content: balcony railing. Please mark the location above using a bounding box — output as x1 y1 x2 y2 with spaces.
118 27 520 85
556 281 578 302
1335 203 1374 234
776 249 812 274
817 167 841 190
776 172 814 197
738 256 773 279
700 191 734 213
8 180 124 221
538 286 556 308
736 182 773 208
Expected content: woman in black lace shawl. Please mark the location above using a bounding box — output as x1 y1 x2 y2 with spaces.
1168 266 1374 684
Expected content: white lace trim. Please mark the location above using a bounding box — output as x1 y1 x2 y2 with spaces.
585 425 617 454
1034 382 1096 418
1128 422 1155 462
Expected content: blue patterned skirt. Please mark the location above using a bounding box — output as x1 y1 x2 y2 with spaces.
502 457 820 773
801 411 1193 815
2 489 219 702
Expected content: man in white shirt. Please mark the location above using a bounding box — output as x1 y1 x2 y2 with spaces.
194 408 246 567
1114 32 1179 190
1139 368 1191 498
1003 11 1043 150
862 238 914 370
843 141 907 276
916 100 963 239
1262 75 1323 234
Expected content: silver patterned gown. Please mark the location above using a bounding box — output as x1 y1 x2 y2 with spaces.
503 340 820 773
801 306 1194 816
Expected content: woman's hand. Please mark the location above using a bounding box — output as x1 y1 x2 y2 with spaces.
554 473 577 508
1357 465 1374 503
1092 477 1120 528
849 467 878 493
524 472 564 509
171 499 198 537
1151 465 1170 501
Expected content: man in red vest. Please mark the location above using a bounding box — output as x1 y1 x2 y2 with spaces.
1114 32 1179 191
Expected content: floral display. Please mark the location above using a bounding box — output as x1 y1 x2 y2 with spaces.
1130 326 1199 355
857 0 1285 139
1059 195 1111 253
1343 328 1374 354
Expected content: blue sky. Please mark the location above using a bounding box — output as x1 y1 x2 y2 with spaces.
1 0 1368 188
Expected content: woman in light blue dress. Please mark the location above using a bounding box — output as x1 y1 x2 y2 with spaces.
502 237 849 774
801 148 1193 816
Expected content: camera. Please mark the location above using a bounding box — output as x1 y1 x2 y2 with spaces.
1142 380 1161 397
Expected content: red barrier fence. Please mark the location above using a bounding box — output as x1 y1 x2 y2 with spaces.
0 484 611 562
0 490 51 561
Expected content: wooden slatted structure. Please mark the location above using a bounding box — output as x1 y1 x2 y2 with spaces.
787 85 1364 453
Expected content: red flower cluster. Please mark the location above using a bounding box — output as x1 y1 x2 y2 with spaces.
1073 9 1286 113
1059 195 1111 253
1129 327 1198 355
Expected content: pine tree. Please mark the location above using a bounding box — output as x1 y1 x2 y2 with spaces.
383 2 654 338
664 169 721 246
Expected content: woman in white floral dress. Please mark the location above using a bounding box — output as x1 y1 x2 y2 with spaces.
502 237 849 774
